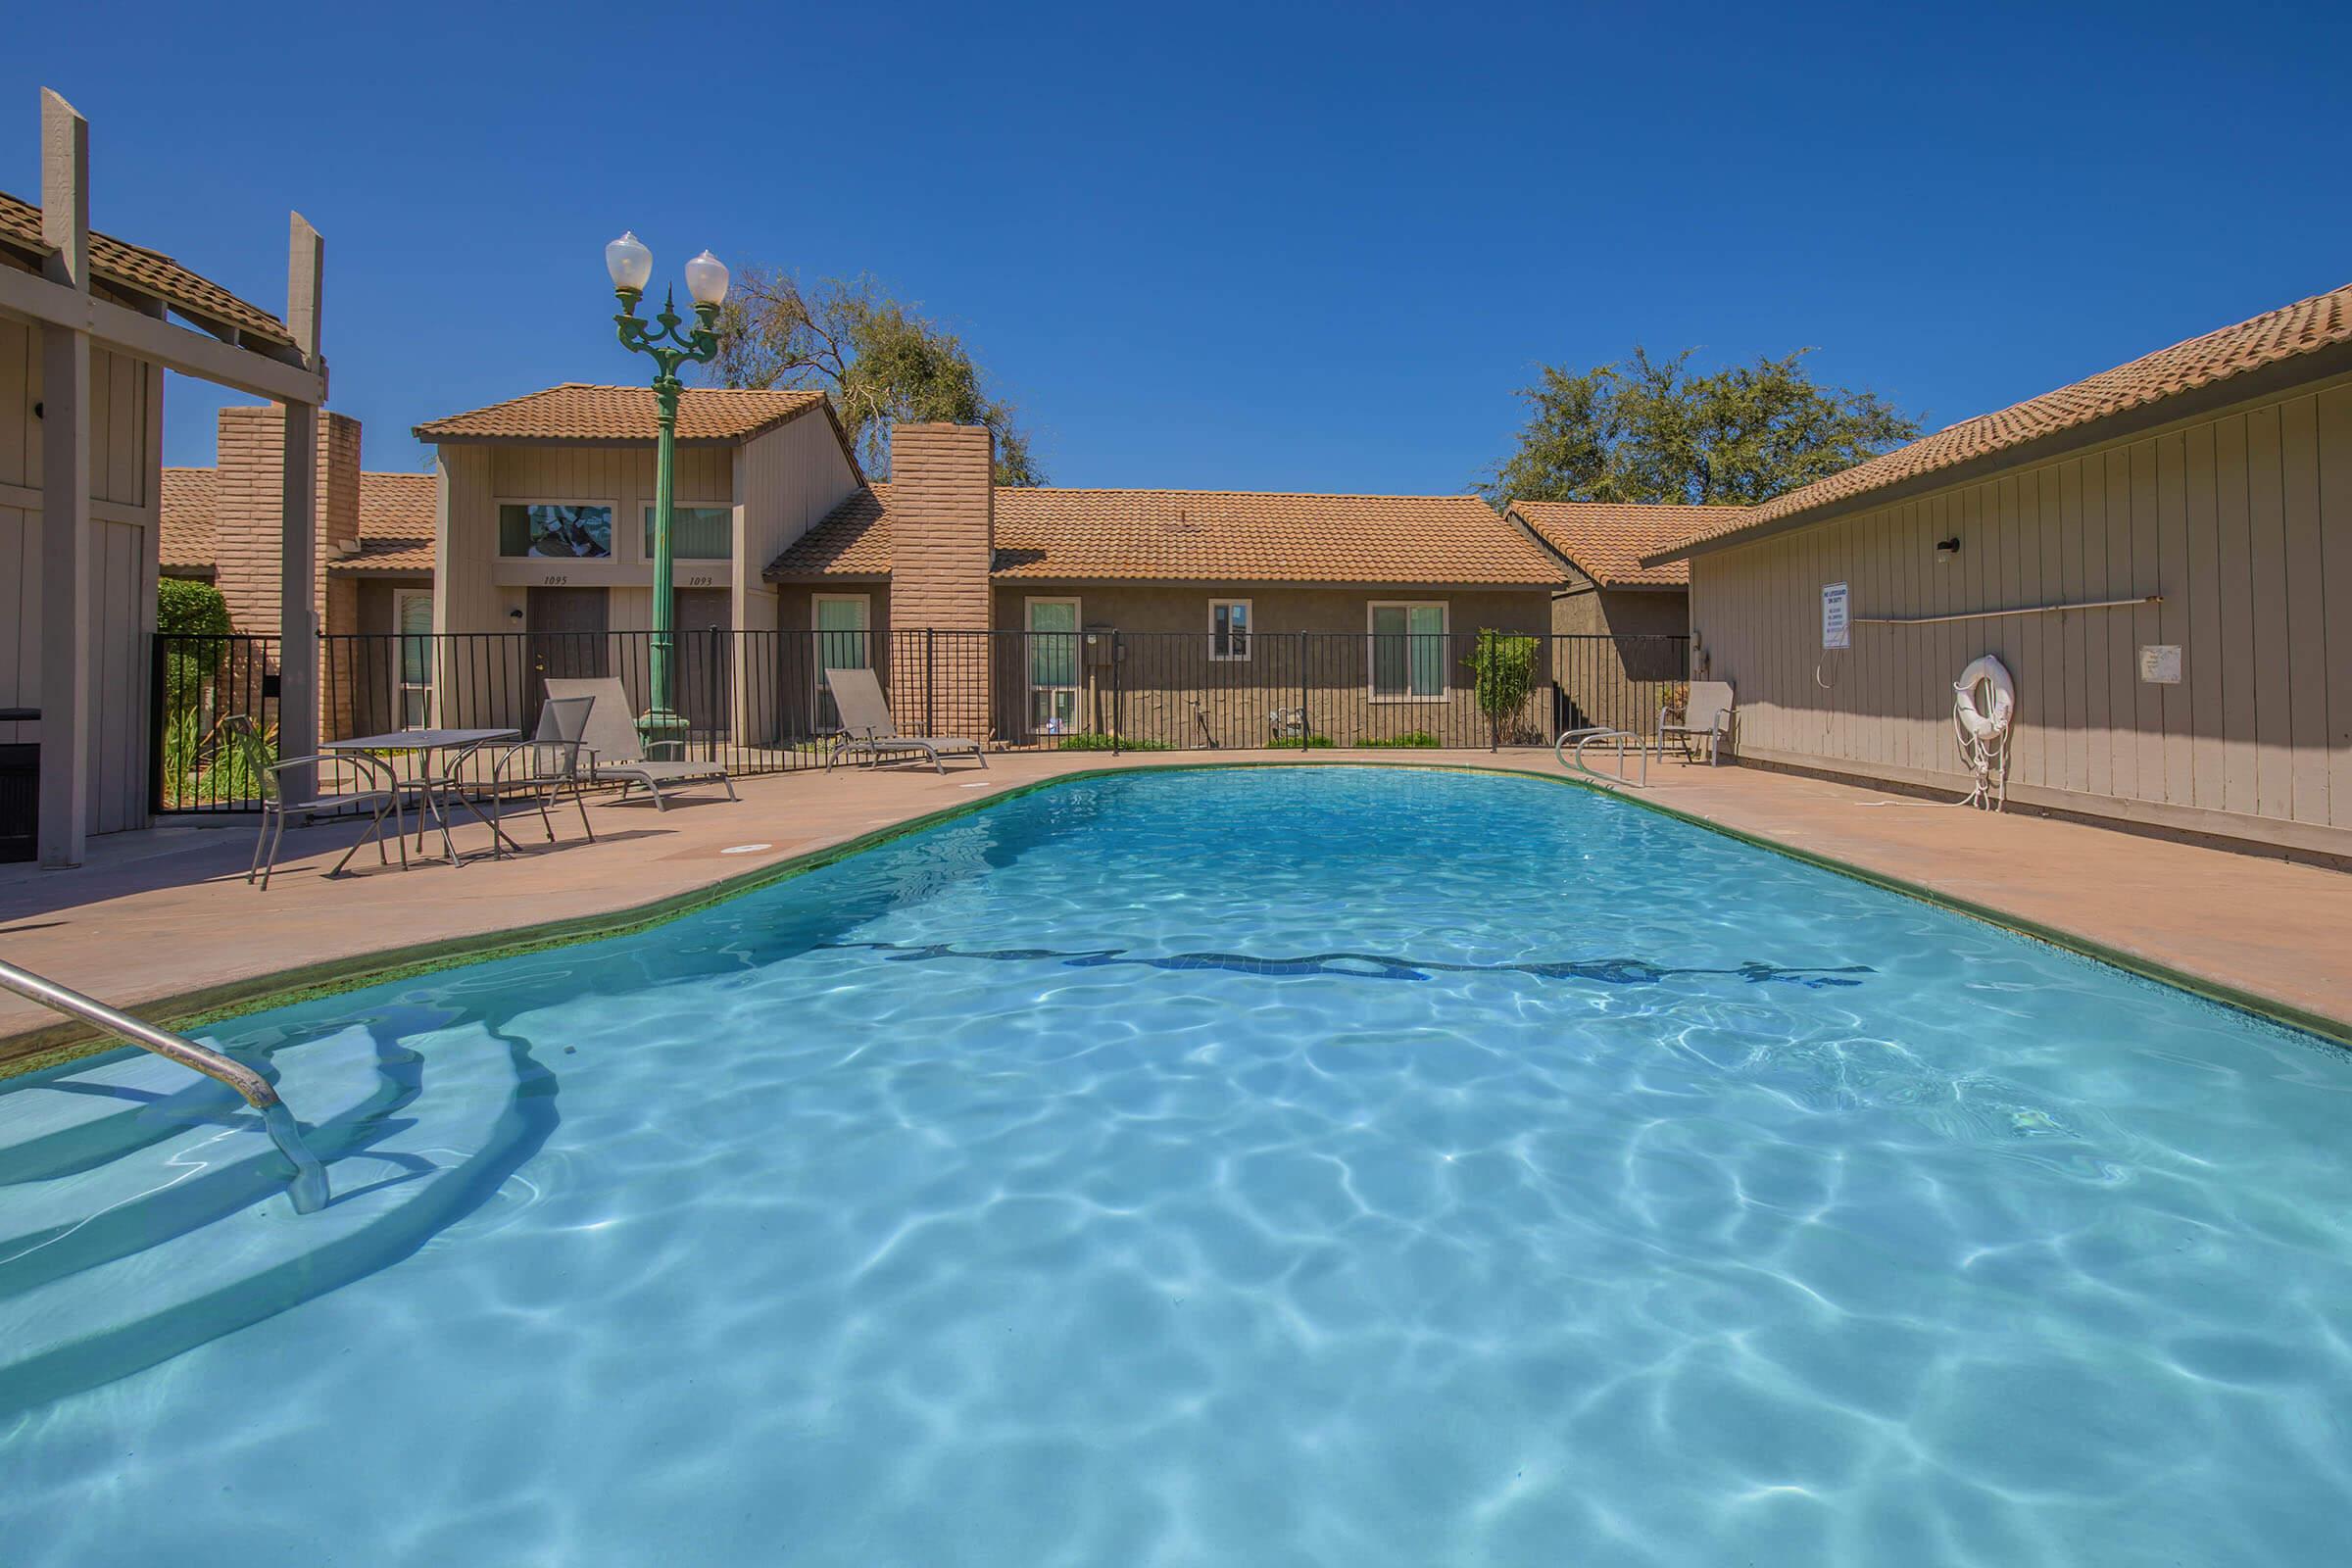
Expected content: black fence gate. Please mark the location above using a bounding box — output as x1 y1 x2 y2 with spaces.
151 633 280 813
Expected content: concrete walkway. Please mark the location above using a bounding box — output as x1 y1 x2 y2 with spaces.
3 751 2346 1059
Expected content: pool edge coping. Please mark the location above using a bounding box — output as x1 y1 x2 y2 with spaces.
3 759 2343 1078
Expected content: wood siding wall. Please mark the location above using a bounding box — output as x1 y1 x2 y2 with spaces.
1 315 162 832
1690 376 2352 855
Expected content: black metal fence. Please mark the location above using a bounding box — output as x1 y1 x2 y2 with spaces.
151 628 1688 810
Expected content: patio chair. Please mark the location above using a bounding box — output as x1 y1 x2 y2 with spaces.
223 714 406 890
541 677 739 810
1661 681 1736 765
480 694 599 857
823 667 986 773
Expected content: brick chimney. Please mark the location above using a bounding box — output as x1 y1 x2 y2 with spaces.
214 404 363 636
887 422 995 740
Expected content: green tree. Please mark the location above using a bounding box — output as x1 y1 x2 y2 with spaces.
1483 347 1918 508
705 269 1043 486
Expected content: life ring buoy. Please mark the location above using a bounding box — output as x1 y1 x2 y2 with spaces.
1954 655 2015 742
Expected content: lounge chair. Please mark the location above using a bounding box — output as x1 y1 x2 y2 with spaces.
542 676 739 810
823 667 987 773
1662 680 1736 765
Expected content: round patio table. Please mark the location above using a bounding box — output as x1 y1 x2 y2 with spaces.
320 727 519 866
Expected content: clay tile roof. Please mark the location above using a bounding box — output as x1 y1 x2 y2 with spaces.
327 472 439 573
158 467 217 570
164 466 436 575
1646 279 2352 564
413 383 829 445
1507 502 1733 588
767 483 895 577
766 487 1567 586
0 189 294 349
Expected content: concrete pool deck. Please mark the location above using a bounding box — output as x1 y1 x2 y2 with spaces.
3 751 2347 1059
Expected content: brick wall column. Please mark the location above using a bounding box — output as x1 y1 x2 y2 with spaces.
887 423 995 742
214 405 365 737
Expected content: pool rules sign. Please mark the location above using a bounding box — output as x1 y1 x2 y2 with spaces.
1821 582 1850 649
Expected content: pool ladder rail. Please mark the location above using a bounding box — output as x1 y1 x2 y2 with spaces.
0 958 329 1214
1555 726 1653 788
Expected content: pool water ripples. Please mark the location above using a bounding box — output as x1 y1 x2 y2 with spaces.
2 766 2348 1565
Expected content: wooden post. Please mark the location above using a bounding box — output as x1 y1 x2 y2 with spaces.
36 89 92 866
277 215 324 802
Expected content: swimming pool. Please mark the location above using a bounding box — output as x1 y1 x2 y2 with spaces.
3 765 2348 1564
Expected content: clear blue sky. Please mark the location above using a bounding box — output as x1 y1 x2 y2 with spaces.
10 0 2349 490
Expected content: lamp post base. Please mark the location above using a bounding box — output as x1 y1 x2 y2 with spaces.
636 707 692 760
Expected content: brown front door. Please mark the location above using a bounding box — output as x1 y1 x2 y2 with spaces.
673 589 732 735
528 587 611 684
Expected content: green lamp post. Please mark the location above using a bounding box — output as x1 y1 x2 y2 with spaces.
605 230 730 753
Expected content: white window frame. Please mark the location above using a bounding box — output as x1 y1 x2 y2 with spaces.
495 498 619 562
1024 595 1083 735
811 592 873 726
391 587 435 729
1209 598 1252 662
1366 600 1449 704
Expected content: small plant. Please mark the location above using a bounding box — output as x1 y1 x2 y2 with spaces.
1659 681 1690 723
1267 734 1335 750
1055 733 1173 752
1358 730 1440 749
1466 630 1541 730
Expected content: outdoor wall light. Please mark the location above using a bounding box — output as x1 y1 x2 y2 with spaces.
1936 536 1962 564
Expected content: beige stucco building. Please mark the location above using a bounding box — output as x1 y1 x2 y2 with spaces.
1643 281 2352 862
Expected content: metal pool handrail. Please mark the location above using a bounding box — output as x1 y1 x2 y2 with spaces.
1556 726 1651 788
0 958 329 1213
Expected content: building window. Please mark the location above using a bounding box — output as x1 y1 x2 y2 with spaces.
643 505 732 561
499 503 612 559
1210 599 1251 662
1368 601 1447 700
812 594 871 731
1025 597 1081 735
393 589 434 728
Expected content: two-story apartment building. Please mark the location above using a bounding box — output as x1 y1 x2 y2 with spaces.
412 395 1567 750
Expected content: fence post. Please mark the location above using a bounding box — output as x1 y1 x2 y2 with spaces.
1298 631 1309 751
924 627 937 741
1484 628 1498 752
147 634 168 816
707 626 721 764
1111 630 1123 756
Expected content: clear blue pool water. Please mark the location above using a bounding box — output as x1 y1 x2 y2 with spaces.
4 766 2349 1565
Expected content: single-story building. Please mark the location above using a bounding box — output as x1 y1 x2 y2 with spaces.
2 87 329 864
1642 280 2352 862
762 424 1563 747
1507 501 1714 734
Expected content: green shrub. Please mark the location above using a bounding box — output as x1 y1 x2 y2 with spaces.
1466 629 1543 744
1055 733 1174 752
1358 730 1440 749
1267 734 1335 749
156 578 232 714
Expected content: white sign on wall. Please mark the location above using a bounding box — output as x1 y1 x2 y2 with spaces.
1821 582 1850 650
2138 645 2182 685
